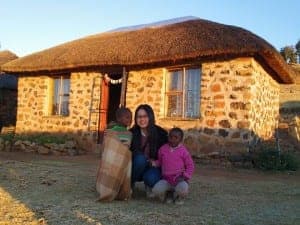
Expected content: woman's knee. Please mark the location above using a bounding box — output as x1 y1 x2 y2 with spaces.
132 154 148 183
143 168 161 188
175 181 189 197
132 154 148 169
152 180 169 195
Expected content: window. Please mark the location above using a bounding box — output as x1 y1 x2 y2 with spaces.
165 67 201 118
49 75 70 116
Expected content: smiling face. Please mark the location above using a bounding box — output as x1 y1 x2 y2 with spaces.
136 108 149 129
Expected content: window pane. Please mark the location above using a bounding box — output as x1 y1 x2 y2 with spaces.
167 70 183 91
61 96 69 115
61 78 70 115
166 94 182 117
52 76 70 116
62 78 70 96
52 78 60 115
185 68 200 118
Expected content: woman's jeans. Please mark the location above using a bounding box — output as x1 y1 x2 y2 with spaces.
132 153 161 188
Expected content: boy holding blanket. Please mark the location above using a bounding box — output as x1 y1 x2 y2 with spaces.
96 107 132 201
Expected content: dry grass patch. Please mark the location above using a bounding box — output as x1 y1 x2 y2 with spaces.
0 152 299 225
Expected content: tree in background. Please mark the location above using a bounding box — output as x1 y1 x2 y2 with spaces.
295 40 300 63
280 46 297 63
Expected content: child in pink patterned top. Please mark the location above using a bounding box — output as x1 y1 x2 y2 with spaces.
151 127 194 204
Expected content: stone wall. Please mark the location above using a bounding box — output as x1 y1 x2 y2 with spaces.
14 57 281 155
15 72 102 150
126 58 280 156
126 69 164 118
250 60 280 139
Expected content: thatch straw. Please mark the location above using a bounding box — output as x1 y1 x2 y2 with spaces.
1 18 295 83
0 50 18 67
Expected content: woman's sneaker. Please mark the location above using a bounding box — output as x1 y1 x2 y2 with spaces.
157 193 166 202
165 191 174 204
145 186 155 199
174 196 185 205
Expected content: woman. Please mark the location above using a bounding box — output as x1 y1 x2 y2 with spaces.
130 104 168 197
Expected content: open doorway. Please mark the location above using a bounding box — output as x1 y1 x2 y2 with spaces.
97 73 123 144
107 74 122 123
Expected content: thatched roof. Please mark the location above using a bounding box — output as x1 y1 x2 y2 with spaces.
1 18 295 83
289 63 300 84
0 51 18 89
0 50 18 67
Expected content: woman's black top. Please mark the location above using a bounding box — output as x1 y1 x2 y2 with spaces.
129 125 168 160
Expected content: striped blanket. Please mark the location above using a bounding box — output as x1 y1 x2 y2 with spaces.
96 130 132 201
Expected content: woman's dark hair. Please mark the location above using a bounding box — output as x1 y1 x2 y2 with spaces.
133 104 156 150
130 104 167 159
133 104 155 127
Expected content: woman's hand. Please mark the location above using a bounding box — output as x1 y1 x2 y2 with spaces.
149 159 157 167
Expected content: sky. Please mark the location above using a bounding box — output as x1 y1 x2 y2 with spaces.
1 0 299 57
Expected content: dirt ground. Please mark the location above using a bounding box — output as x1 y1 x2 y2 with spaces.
0 151 299 225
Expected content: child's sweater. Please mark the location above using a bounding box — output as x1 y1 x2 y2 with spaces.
154 143 194 186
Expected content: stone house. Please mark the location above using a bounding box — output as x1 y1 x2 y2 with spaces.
279 63 300 146
0 50 18 132
280 63 300 106
1 18 295 156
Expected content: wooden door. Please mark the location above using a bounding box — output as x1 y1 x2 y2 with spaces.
98 78 109 143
